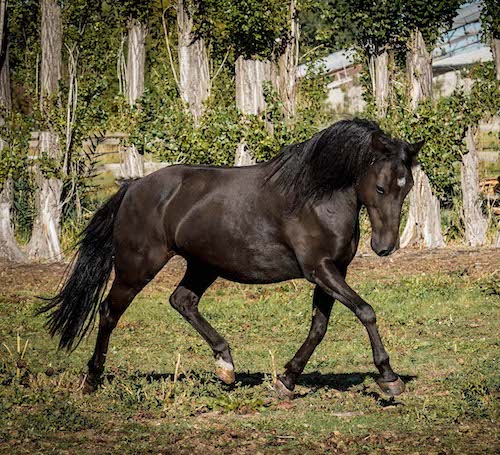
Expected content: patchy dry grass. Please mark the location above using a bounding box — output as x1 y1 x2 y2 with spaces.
0 249 499 454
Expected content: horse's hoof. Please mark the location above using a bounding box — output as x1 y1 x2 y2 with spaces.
82 379 98 394
215 359 235 385
272 378 294 400
377 377 405 397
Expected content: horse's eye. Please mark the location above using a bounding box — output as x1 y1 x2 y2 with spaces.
376 185 385 195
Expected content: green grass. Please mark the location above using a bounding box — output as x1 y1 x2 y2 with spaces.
0 266 499 454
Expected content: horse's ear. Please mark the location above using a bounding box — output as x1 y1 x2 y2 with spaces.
372 134 393 152
409 140 425 166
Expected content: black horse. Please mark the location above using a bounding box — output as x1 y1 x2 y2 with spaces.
41 118 423 398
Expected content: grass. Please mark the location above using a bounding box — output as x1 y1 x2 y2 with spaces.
0 256 499 454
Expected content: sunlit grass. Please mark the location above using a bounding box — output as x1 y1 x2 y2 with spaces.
1 266 498 453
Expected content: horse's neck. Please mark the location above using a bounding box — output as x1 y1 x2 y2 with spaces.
314 187 360 223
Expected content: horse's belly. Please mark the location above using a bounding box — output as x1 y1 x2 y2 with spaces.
178 237 302 284
216 255 303 284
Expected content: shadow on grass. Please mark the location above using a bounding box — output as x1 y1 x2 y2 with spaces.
105 369 416 402
236 371 416 402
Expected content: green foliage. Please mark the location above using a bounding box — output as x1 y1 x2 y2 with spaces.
304 1 461 60
102 0 155 25
481 0 500 41
130 64 239 165
0 111 35 242
400 0 463 50
4 0 125 239
193 0 289 59
7 0 40 114
299 0 356 58
0 112 33 186
376 62 500 200
130 61 329 166
300 0 402 57
1 0 495 243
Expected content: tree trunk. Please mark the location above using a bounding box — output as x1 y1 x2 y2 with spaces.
27 0 63 261
121 19 146 180
0 179 24 262
27 133 63 260
0 62 24 261
39 0 61 108
0 0 24 262
401 28 444 248
491 38 500 81
400 166 445 248
406 29 432 109
368 51 390 117
177 0 210 126
460 127 488 246
234 57 275 166
277 0 299 121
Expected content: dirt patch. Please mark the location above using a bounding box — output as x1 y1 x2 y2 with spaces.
0 248 498 296
348 247 499 282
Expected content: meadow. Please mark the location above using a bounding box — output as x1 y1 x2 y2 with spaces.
0 249 498 454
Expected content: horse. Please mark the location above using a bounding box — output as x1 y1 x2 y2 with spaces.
40 118 423 398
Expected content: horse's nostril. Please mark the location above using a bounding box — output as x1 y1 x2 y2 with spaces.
377 244 396 257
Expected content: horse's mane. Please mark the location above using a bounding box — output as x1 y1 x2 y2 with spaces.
265 118 411 210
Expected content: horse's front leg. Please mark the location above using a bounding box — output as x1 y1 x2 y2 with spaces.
274 286 334 398
311 258 404 397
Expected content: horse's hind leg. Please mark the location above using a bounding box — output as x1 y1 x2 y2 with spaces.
85 280 138 391
169 261 235 385
274 286 334 398
85 250 174 391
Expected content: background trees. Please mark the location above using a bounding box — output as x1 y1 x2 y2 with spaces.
26 0 63 260
482 0 500 79
398 1 461 248
0 0 498 262
0 0 24 261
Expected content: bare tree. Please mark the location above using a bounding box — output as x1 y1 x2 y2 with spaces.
277 0 299 121
234 57 275 166
401 29 445 248
121 18 146 180
27 0 63 261
368 51 391 117
177 0 210 126
0 0 24 261
492 39 500 80
460 127 488 246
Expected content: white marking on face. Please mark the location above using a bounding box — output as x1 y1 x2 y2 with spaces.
215 358 234 371
397 177 406 188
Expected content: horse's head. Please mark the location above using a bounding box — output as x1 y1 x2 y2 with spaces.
356 137 424 257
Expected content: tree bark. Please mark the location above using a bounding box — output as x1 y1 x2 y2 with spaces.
234 57 275 166
27 0 63 261
492 38 500 81
460 127 488 246
406 29 432 109
0 179 25 261
121 19 146 180
39 0 61 108
401 28 444 248
401 167 445 248
368 51 390 117
0 0 24 262
177 0 210 126
0 61 24 261
277 0 299 121
27 132 63 260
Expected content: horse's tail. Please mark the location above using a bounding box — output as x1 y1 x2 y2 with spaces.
38 183 131 351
